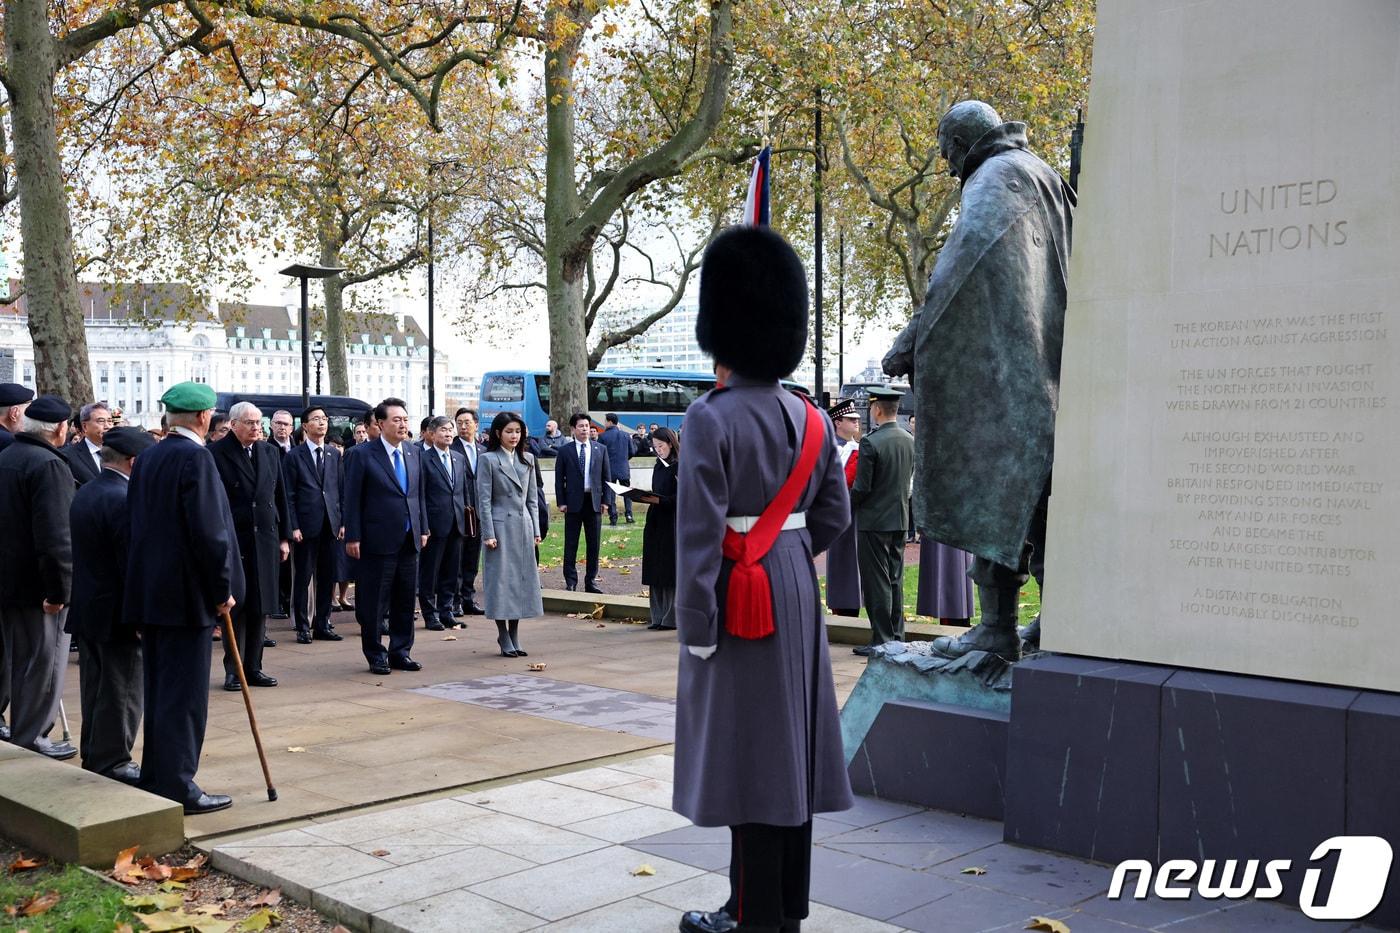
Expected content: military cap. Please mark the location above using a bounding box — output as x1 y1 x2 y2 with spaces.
867 386 905 402
27 395 72 422
102 425 156 457
0 383 34 406
827 398 859 420
160 381 217 413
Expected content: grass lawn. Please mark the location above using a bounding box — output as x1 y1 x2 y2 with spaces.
819 555 1042 627
0 858 138 931
537 508 648 574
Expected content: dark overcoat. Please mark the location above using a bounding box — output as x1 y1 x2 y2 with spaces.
125 432 243 628
62 440 101 487
599 426 633 483
884 122 1074 567
0 434 75 608
67 470 136 642
211 434 289 616
673 376 854 827
641 459 677 588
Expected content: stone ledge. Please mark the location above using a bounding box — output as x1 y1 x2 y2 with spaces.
0 745 185 867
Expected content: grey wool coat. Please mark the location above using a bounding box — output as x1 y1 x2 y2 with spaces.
673 375 855 827
884 122 1074 567
476 448 544 621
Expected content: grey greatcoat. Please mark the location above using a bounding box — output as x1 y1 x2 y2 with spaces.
476 448 544 621
884 122 1074 567
673 375 854 828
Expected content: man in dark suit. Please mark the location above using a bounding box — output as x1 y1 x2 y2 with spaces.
344 397 428 675
61 401 111 487
599 413 635 525
418 416 468 631
267 409 295 619
282 405 345 645
211 401 290 690
126 382 242 814
451 407 485 615
555 412 611 593
67 426 154 783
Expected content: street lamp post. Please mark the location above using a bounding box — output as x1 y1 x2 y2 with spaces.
279 263 347 411
312 339 326 395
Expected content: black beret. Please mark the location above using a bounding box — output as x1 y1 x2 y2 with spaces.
0 383 33 406
102 426 156 457
696 226 808 381
26 395 71 423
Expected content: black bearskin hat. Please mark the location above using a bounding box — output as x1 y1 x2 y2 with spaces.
697 225 808 380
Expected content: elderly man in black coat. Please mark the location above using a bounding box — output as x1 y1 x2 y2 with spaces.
126 382 242 814
0 382 34 741
0 395 78 760
211 401 290 690
67 427 154 783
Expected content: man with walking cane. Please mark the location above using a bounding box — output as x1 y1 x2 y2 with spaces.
126 382 242 814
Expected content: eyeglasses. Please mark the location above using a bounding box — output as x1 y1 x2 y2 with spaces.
305 416 328 423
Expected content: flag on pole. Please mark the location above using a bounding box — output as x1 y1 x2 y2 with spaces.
742 145 771 226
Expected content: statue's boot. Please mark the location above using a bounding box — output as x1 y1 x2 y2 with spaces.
1018 614 1041 653
930 584 1022 662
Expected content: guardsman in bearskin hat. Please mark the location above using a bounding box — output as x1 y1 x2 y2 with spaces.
673 226 854 933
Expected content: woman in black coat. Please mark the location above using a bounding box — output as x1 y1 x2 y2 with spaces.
642 427 679 630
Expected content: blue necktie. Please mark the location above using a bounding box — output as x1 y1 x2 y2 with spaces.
393 448 409 531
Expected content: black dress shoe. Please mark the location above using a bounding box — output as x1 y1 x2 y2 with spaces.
313 629 343 641
270 612 289 620
463 603 485 615
247 672 278 687
0 724 10 741
565 583 577 591
680 909 737 933
263 636 277 648
104 763 141 785
184 793 233 815
584 584 604 594
425 619 445 631
224 675 242 691
625 516 635 524
33 741 78 761
296 631 313 644
368 661 391 675
389 657 422 672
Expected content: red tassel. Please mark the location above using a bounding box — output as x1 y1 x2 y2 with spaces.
721 528 775 639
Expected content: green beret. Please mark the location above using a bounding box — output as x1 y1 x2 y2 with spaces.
160 381 217 413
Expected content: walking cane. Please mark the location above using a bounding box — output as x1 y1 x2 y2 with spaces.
58 699 71 743
219 608 278 801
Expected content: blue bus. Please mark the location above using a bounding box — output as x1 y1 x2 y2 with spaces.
479 369 807 437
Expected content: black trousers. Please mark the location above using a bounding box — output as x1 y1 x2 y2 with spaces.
604 476 633 522
222 603 266 678
293 522 338 635
277 553 291 613
562 508 601 588
357 534 418 665
77 632 142 775
857 530 906 645
139 624 212 805
419 528 463 625
457 527 482 608
725 822 813 927
969 478 1050 591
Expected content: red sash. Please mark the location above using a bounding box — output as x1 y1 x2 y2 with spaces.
721 399 826 639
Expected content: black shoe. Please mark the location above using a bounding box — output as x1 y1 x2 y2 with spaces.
584 584 604 594
296 631 313 644
0 724 10 741
389 657 422 672
247 672 278 687
625 516 635 524
609 520 618 526
224 675 242 691
425 619 446 631
335 600 354 612
680 909 737 933
263 636 277 648
565 583 577 592
184 793 233 815
463 603 485 615
368 661 391 675
104 763 141 785
852 645 875 657
313 629 343 641
33 741 78 761
270 612 290 620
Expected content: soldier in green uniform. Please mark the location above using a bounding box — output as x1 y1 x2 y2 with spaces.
850 386 915 656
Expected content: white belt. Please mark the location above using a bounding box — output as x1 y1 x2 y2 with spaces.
726 512 807 534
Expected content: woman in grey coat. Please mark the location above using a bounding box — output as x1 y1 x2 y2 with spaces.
476 412 543 657
674 227 854 933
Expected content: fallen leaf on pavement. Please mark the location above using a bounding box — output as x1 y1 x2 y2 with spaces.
137 856 173 881
595 622 606 628
7 856 42 874
442 635 458 641
527 663 546 672
136 908 235 933
238 908 281 931
587 604 605 619
286 747 306 753
123 893 184 910
960 866 987 876
630 864 656 877
249 889 281 907
113 845 143 884
157 881 187 892
19 892 61 916
1026 918 1070 933
184 855 208 869
618 567 631 574
565 612 582 619
370 850 391 857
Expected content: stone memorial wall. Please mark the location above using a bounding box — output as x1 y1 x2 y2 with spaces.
1044 0 1399 691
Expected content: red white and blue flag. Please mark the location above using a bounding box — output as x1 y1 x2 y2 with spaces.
742 145 771 226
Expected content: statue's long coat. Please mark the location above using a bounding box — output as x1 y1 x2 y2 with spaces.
885 123 1075 568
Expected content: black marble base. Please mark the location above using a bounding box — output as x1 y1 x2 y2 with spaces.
848 699 1007 820
1002 654 1174 864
